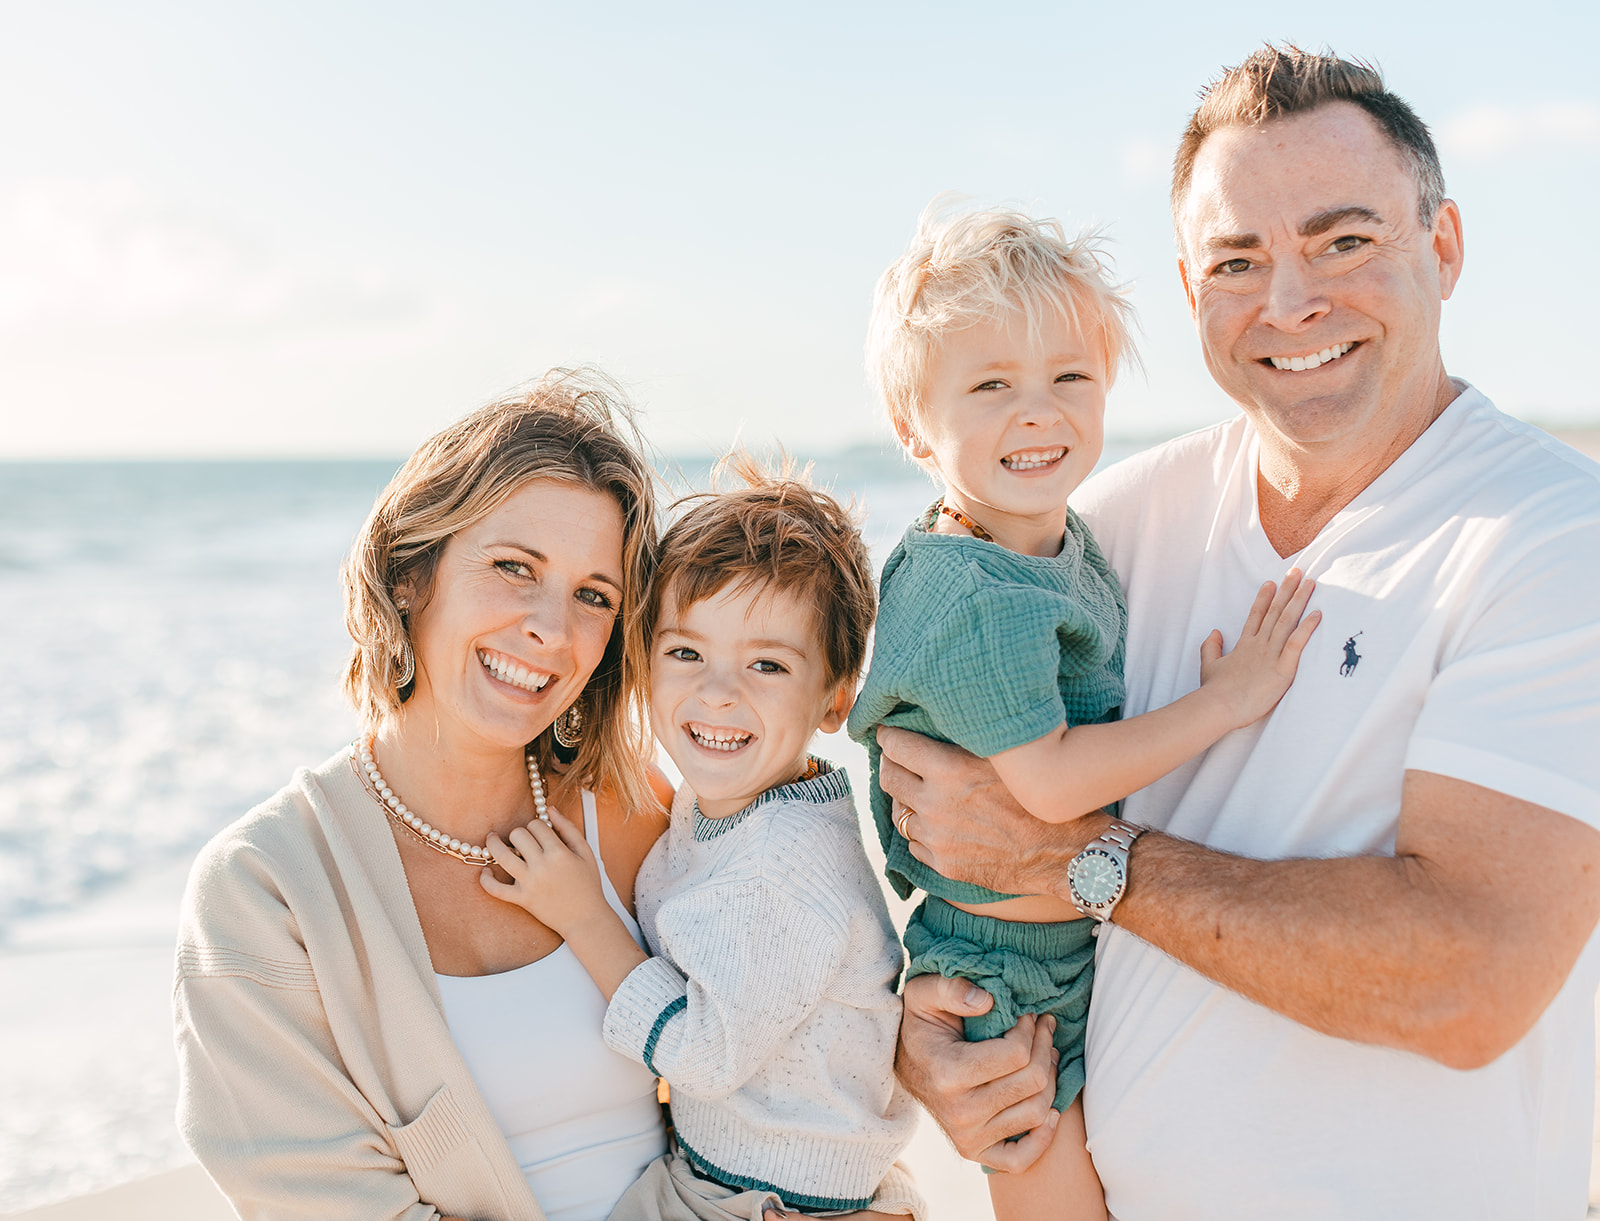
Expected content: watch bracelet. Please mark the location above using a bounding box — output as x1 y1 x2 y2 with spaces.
1071 821 1146 921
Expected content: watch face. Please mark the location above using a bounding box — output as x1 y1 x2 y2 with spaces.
1070 849 1124 907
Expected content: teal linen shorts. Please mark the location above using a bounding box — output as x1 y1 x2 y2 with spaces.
903 896 1096 1113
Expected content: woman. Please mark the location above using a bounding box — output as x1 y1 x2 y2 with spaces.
174 370 669 1221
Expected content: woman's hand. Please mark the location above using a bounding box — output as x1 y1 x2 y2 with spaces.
482 807 610 935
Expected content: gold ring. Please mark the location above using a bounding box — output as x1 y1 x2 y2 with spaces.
896 807 916 840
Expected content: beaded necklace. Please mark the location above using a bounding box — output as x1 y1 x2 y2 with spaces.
353 735 549 866
934 498 995 543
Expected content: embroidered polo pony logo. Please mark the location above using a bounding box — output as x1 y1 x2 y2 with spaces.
1340 633 1363 677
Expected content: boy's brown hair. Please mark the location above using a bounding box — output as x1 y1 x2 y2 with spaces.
631 452 876 694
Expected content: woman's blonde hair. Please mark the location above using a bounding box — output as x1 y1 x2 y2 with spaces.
341 368 660 815
866 197 1138 440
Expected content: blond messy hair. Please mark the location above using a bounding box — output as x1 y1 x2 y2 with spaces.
630 452 876 697
866 198 1137 439
341 367 660 817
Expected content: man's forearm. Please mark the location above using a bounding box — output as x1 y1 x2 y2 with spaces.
885 727 1600 1071
1006 810 1486 1057
1109 833 1497 1064
1100 774 1600 1068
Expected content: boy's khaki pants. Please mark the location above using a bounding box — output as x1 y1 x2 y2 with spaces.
607 1142 924 1221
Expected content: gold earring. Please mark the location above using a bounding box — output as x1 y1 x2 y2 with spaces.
395 640 415 689
553 698 585 749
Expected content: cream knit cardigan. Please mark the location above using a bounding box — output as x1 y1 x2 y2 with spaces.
173 747 555 1221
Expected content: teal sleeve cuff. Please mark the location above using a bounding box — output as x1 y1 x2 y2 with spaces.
602 956 689 1069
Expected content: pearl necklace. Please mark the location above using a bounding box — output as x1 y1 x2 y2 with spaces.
354 735 549 866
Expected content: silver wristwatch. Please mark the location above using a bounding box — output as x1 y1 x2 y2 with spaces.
1067 822 1145 923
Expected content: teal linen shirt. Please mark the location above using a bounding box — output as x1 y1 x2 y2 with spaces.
848 507 1127 903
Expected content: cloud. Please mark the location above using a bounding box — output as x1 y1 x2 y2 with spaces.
0 180 280 327
1437 101 1600 160
0 179 439 340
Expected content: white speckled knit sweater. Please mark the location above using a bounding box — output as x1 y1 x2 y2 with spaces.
601 763 917 1212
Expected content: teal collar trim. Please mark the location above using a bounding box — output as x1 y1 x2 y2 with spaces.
692 758 848 842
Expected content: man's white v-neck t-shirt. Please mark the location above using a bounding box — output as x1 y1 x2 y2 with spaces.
1073 383 1600 1220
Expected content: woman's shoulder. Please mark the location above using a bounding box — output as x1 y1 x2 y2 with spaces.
194 747 356 864
179 746 363 943
584 764 671 884
643 762 675 821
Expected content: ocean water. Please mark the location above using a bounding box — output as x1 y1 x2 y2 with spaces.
0 461 397 938
0 448 985 940
0 444 1147 1211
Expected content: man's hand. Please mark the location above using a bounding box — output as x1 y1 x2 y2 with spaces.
896 974 1062 1172
877 725 1107 893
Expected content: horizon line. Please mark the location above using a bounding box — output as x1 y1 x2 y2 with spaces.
4 418 1599 466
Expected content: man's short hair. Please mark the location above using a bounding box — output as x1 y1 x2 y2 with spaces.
866 198 1137 441
631 452 876 692
1172 44 1446 231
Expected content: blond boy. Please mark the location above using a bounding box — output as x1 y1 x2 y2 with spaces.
849 204 1319 1220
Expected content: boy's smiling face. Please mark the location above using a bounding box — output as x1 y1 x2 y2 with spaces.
650 579 851 819
905 306 1108 556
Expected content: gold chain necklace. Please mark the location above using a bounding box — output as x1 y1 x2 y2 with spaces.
353 735 549 866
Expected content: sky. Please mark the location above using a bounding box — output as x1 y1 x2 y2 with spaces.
1 0 1597 458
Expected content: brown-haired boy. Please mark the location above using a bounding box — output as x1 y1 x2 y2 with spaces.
486 455 923 1220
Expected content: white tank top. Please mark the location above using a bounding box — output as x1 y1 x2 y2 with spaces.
436 790 666 1221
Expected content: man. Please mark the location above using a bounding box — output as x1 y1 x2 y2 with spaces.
882 45 1600 1220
